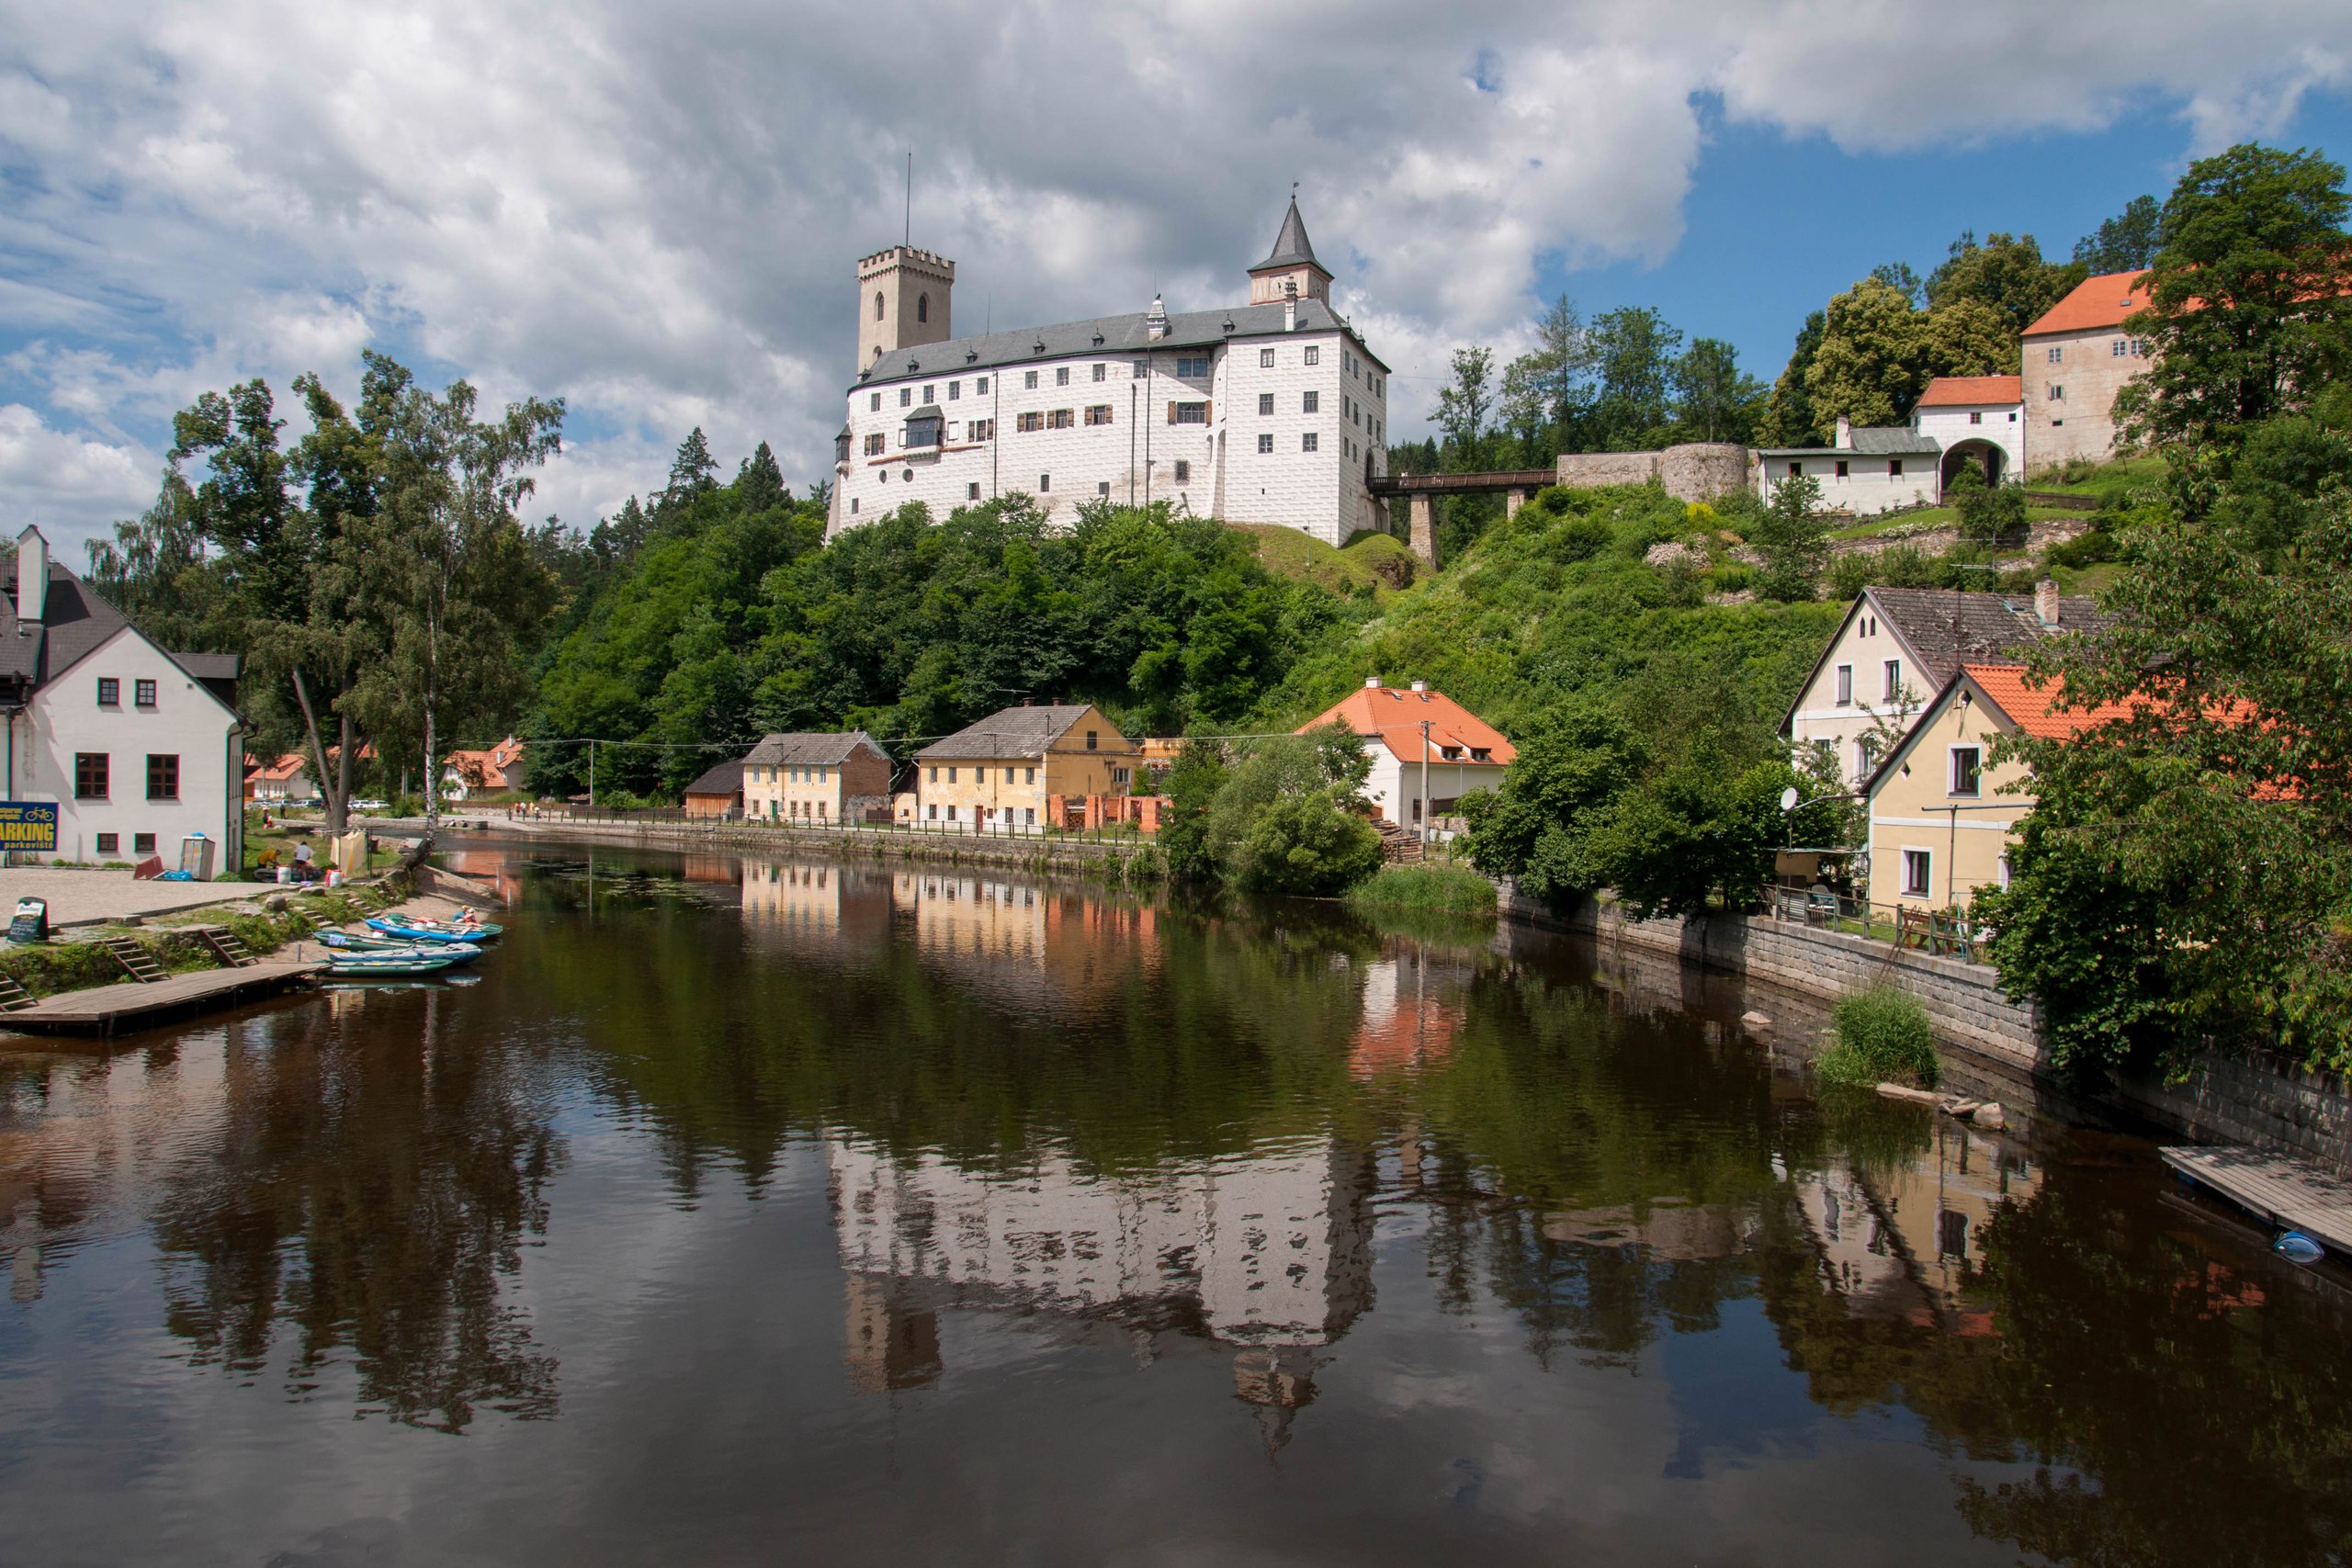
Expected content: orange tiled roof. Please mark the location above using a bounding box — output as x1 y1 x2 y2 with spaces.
1964 664 2143 739
1915 375 2022 408
2023 270 2151 336
1298 683 1518 766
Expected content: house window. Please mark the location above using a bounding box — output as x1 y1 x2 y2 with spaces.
1786 461 1801 478
1903 849 1932 898
1302 391 1319 413
1260 348 1275 367
976 377 989 394
2048 384 2065 400
1170 402 1207 424
96 833 118 854
1024 807 1035 825
1173 459 1190 482
1951 746 1982 796
96 677 119 706
1835 664 1853 705
1889 460 1904 477
1471 748 1491 761
1883 660 1901 701
1024 370 1039 389
1969 411 1983 425
2111 338 2128 357
1046 408 1074 429
946 806 957 822
870 393 882 412
1303 346 1319 366
2130 338 2147 356
948 380 960 400
1176 355 1209 378
1085 731 1099 750
947 767 957 783
1056 367 1070 386
1258 393 1275 415
1854 739 1873 783
899 388 911 407
927 766 937 783
921 385 935 404
968 482 982 501
74 753 107 799
147 754 178 800
865 433 886 455
1258 434 1274 453
1039 473 1050 491
1091 363 1106 383
970 418 994 440
133 833 155 856
1302 432 1318 452
1024 767 1035 784
1097 481 1110 496
1084 404 1113 425
1132 361 1148 378
1017 412 1044 433
927 804 937 819
2046 346 2063 365
1834 459 1849 479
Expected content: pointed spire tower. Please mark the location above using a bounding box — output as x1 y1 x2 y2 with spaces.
1247 195 1332 305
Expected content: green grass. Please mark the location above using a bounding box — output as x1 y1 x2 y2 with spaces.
1827 505 2087 543
1815 985 1940 1088
2024 453 2165 496
1234 524 1419 597
1342 862 1498 916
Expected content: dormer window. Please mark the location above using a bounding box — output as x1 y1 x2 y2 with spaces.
1470 748 1491 761
1440 746 1463 761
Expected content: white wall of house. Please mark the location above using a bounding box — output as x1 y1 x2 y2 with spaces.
1913 402 2026 479
1363 749 1509 830
1757 451 1939 517
1782 600 1935 785
835 329 1388 546
2022 326 2151 470
14 627 242 873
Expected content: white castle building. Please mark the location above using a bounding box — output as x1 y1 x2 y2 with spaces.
830 200 1392 546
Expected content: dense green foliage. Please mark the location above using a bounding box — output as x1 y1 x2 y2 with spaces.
1341 863 1498 917
1815 987 1940 1087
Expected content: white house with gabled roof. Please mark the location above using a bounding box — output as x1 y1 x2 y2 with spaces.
831 199 1392 547
1 527 243 872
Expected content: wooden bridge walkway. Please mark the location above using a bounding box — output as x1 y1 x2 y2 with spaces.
1 959 322 1040
2162 1145 2352 1256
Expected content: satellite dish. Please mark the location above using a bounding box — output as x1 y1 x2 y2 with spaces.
1779 786 1800 813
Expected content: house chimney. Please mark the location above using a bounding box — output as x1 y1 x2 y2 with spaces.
1364 676 1382 689
1146 294 1168 342
2034 576 2059 627
1283 277 1298 333
15 526 47 626
1834 414 1852 450
1410 679 1428 694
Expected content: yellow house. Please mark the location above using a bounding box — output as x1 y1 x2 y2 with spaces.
1865 662 2124 911
913 704 1138 830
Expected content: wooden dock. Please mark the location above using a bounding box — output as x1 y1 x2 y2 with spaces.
1 959 323 1039
2162 1144 2352 1255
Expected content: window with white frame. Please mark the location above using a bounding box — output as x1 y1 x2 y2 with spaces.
1302 391 1319 412
1258 393 1274 415
1024 370 1039 389
2111 339 2128 356
899 388 911 407
1056 367 1070 386
1883 660 1900 701
1903 849 1932 897
1835 664 1852 705
1091 363 1106 382
2046 345 2063 364
1951 745 1981 796
976 377 989 393
1260 348 1274 367
1301 432 1318 451
1303 345 1318 366
1257 434 1273 453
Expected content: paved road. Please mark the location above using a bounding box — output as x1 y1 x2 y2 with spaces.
0 869 265 928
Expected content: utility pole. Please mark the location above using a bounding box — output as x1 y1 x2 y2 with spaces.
588 739 595 810
1419 718 1432 845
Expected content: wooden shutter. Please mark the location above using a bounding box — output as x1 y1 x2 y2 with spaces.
1167 401 1177 424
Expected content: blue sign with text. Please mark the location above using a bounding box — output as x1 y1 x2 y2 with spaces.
0 802 60 852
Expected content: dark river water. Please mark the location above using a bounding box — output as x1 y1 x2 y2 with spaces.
2 843 2347 1566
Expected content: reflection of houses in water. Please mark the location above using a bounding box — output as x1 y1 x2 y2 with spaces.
1543 1199 1758 1261
738 861 892 950
1350 945 1465 1077
1787 1121 2039 1324
830 1134 1373 1438
893 874 1161 1003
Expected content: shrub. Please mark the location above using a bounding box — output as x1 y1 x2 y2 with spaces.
1815 986 1940 1087
1549 513 1614 564
2046 527 2119 570
1342 863 1498 916
1235 791 1384 896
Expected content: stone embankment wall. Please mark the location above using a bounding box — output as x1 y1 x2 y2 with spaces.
1555 443 1748 503
459 816 1153 879
1506 885 2352 1175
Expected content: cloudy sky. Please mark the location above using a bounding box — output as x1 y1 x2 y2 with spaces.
5 2 2351 558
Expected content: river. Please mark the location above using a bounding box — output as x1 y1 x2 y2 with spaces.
1 842 2346 1565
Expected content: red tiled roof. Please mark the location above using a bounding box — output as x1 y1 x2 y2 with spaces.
1297 683 1518 766
1915 375 2022 408
2023 270 2151 336
1965 664 2143 739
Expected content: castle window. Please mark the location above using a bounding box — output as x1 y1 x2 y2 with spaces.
968 483 981 500
1024 371 1039 389
1056 367 1070 386
1303 345 1319 367
1302 432 1318 452
1017 412 1043 433
917 294 929 323
922 384 934 404
874 291 885 321
1175 355 1209 378
1302 391 1319 413
1047 408 1074 429
865 433 885 456
1091 363 1106 382
968 418 994 440
1084 404 1113 425
1097 481 1110 496
1174 460 1190 482
870 392 882 412
1169 401 1207 424
947 380 959 400
2046 345 2063 365
1889 460 1904 477
1039 473 1051 491
899 388 911 407
2111 338 2128 357
1258 434 1273 453
976 377 989 393
1258 393 1274 415
1260 348 1274 367
851 498 859 513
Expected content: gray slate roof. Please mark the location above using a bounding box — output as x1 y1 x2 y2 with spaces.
0 558 128 690
1757 426 1940 457
171 651 242 682
742 730 888 767
683 760 745 798
1252 197 1323 273
1869 587 2112 687
916 705 1122 761
853 296 1382 392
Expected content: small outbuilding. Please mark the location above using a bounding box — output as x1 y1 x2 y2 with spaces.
683 760 746 819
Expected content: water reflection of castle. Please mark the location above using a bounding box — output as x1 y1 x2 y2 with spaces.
830 1134 1374 1438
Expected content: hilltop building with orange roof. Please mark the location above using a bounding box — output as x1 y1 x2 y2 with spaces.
2020 269 2153 469
1862 660 2139 911
1909 374 2025 489
1296 677 1515 834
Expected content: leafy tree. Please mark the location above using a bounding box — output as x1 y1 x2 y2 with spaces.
2118 142 2352 457
662 427 719 510
2074 193 2163 272
1806 277 2017 430
85 473 219 654
1580 750 1821 919
1156 741 1229 883
1869 261 1924 307
1433 346 1496 455
1463 698 1645 909
1669 337 1765 445
1758 310 1827 446
1582 306 1684 450
1927 230 2086 338
1948 464 2030 548
1497 294 1588 459
1752 473 1828 601
1234 790 1383 896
